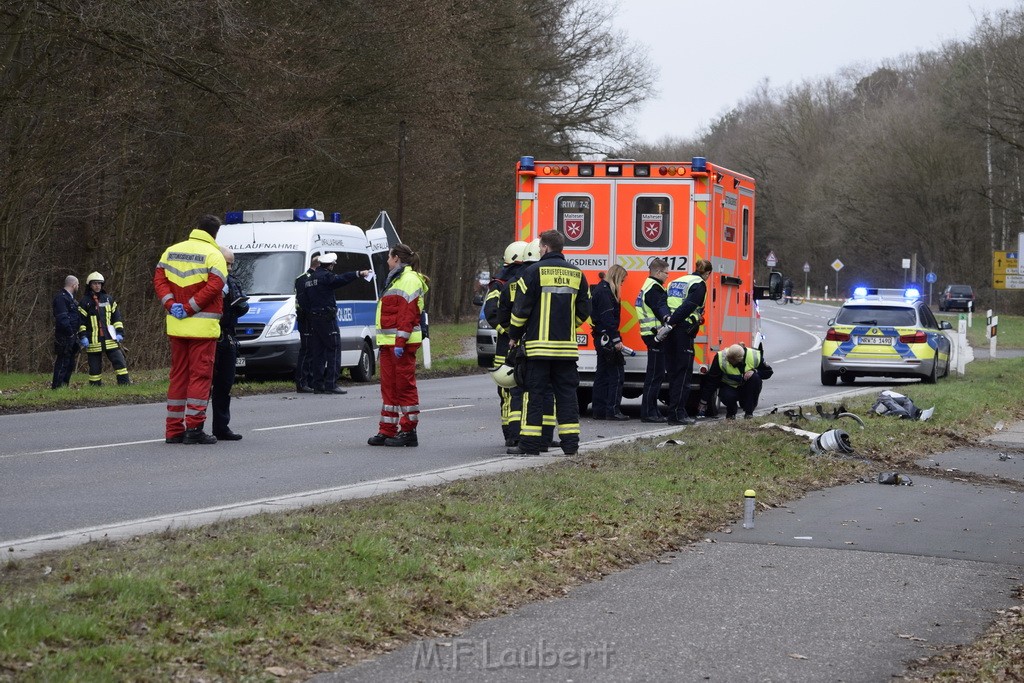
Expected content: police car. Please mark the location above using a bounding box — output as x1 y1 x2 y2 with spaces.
821 287 953 385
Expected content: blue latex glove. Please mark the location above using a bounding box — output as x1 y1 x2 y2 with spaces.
79 337 89 349
170 303 187 319
393 347 404 358
116 334 123 343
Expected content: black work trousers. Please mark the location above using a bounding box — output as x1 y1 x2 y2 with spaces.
520 357 579 454
664 330 695 421
295 313 313 389
308 313 340 390
87 347 129 385
718 374 763 417
51 336 78 388
640 336 665 419
211 338 237 434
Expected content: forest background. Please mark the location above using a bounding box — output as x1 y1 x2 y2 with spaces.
3 0 1024 372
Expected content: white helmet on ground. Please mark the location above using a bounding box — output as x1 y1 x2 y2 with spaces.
522 238 542 263
503 240 528 266
489 363 517 388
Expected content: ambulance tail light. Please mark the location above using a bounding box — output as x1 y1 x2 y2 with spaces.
899 331 928 344
825 328 850 342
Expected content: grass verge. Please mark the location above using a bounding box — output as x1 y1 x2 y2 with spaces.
0 322 480 415
2 358 1023 681
936 312 1024 349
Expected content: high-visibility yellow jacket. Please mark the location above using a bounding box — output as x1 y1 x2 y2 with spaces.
376 265 428 348
718 347 761 387
509 252 591 359
635 276 670 338
153 229 227 338
666 273 707 333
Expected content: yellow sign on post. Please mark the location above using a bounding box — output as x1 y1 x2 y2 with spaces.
993 251 1023 289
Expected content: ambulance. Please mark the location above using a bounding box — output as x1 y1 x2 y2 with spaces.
512 156 781 412
217 208 396 381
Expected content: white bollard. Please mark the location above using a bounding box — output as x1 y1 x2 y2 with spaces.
990 314 998 359
968 300 973 328
957 315 968 376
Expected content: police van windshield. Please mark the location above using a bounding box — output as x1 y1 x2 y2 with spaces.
233 252 306 295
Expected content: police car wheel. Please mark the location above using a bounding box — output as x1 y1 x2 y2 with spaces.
840 373 856 385
820 367 838 386
922 354 938 384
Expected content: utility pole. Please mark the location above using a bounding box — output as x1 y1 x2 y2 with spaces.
452 186 466 323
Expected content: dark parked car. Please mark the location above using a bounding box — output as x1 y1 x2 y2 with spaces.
938 284 975 312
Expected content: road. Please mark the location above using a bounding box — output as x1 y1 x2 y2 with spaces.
0 301 904 549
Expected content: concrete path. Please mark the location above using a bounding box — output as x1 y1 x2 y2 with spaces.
314 424 1024 682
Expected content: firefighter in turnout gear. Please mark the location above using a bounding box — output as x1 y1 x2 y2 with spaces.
699 343 773 419
154 215 228 445
485 240 527 445
636 258 671 422
507 230 591 456
78 272 131 386
303 252 368 394
368 243 429 448
663 258 713 425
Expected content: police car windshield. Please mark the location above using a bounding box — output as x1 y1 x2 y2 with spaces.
232 252 306 295
835 305 917 327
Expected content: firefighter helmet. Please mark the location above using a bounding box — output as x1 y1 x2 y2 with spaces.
489 363 517 388
86 272 104 285
503 240 528 265
522 238 542 263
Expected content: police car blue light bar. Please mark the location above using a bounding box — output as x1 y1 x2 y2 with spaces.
294 208 318 221
905 288 921 299
853 287 868 299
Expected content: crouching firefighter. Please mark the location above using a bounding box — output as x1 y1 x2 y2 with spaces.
78 272 131 385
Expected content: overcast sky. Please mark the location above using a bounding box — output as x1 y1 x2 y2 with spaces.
610 0 1023 143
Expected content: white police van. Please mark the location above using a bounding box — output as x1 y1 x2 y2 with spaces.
217 208 396 381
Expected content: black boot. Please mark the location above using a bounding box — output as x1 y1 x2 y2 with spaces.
183 428 217 445
384 430 418 447
367 433 389 446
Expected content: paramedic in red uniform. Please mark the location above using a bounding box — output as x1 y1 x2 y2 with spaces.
154 215 228 445
367 243 429 448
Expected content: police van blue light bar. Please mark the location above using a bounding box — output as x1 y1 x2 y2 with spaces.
294 208 318 221
331 212 342 223
225 211 244 224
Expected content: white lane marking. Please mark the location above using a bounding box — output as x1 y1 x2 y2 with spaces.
760 316 823 363
252 403 473 431
3 404 475 458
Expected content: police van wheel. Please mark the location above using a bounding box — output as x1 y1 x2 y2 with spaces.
351 341 375 382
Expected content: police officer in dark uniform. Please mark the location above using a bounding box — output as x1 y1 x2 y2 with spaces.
52 275 81 389
294 255 318 393
304 252 369 394
207 247 249 440
664 258 713 425
507 230 591 456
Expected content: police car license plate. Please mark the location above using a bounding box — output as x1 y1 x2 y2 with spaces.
235 356 246 367
859 336 894 345
576 334 588 346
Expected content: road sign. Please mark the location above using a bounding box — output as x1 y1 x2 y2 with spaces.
766 251 777 267
831 259 844 272
926 272 936 283
993 251 1023 289
803 262 810 273
901 258 911 269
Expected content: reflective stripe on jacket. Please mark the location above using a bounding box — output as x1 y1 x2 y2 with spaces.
376 266 428 347
153 229 227 338
719 348 761 388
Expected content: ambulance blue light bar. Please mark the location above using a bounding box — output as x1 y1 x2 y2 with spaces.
520 156 535 171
